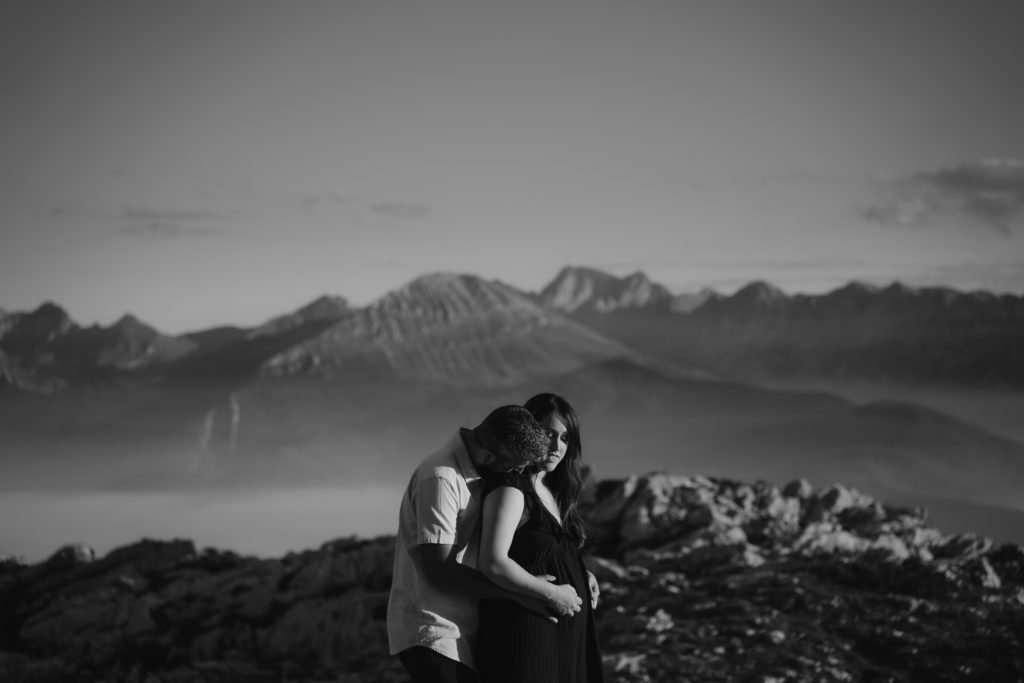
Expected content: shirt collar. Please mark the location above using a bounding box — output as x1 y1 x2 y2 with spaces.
452 430 483 484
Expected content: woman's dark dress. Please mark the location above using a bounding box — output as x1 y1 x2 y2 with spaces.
479 471 604 683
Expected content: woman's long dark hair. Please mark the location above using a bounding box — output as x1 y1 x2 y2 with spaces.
523 393 587 549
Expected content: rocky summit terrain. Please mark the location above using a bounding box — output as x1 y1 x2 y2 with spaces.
2 474 1022 683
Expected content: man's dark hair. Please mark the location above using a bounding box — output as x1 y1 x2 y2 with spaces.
475 405 548 465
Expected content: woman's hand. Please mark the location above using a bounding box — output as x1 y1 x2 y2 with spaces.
545 582 583 617
587 570 600 610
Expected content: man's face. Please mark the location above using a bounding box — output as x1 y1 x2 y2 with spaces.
477 445 542 474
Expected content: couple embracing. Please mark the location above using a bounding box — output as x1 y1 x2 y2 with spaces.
387 393 604 683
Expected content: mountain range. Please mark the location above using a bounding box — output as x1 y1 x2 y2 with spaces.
5 266 1022 394
541 266 1024 388
2 266 1023 544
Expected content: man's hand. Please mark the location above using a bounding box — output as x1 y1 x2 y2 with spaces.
514 574 559 623
522 573 581 621
513 594 558 623
586 570 600 610
545 582 583 617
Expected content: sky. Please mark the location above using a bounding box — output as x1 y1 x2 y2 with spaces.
2 0 1023 334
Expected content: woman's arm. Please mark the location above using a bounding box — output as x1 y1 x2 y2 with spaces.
479 485 582 617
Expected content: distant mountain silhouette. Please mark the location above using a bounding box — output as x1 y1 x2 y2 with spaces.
567 272 1024 388
5 268 1021 393
0 303 195 394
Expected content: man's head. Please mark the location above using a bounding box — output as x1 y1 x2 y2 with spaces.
470 404 549 474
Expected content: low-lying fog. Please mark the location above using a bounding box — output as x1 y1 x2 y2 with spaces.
4 386 1024 563
1 486 403 564
5 480 1023 565
767 381 1024 445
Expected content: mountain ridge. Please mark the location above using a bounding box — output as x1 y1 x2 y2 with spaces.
4 269 1020 356
258 272 639 386
8 267 1020 343
562 270 1024 389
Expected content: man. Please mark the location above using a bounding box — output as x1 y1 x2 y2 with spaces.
387 404 584 683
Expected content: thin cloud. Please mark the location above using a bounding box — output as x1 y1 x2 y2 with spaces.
295 192 432 225
300 192 350 214
864 159 1024 234
367 201 432 221
118 207 222 239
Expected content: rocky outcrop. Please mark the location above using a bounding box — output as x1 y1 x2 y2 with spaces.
580 473 1022 593
0 536 399 682
582 474 1024 682
2 475 1022 682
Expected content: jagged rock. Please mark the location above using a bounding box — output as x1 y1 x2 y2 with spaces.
587 473 717 550
101 538 196 574
677 542 766 575
618 475 687 543
42 543 95 570
782 478 814 499
743 492 801 545
976 557 1002 590
794 521 864 555
866 533 911 562
804 484 875 524
988 544 1024 584
929 533 993 560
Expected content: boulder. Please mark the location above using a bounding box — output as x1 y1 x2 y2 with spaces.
782 478 813 499
42 543 95 571
928 533 993 560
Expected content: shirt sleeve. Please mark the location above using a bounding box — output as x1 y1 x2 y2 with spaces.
414 475 461 545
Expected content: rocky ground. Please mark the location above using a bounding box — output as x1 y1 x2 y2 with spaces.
2 473 1022 682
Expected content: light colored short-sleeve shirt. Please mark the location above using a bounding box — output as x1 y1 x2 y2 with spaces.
386 431 485 670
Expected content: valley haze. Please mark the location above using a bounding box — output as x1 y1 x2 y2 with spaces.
2 266 1023 562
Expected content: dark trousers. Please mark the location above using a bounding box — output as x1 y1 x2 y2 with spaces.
398 646 479 683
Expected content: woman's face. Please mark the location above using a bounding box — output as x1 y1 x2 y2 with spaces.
536 411 570 473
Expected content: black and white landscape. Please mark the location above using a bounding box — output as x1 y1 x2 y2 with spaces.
3 1 1024 679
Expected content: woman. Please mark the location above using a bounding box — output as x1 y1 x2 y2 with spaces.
478 393 604 683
